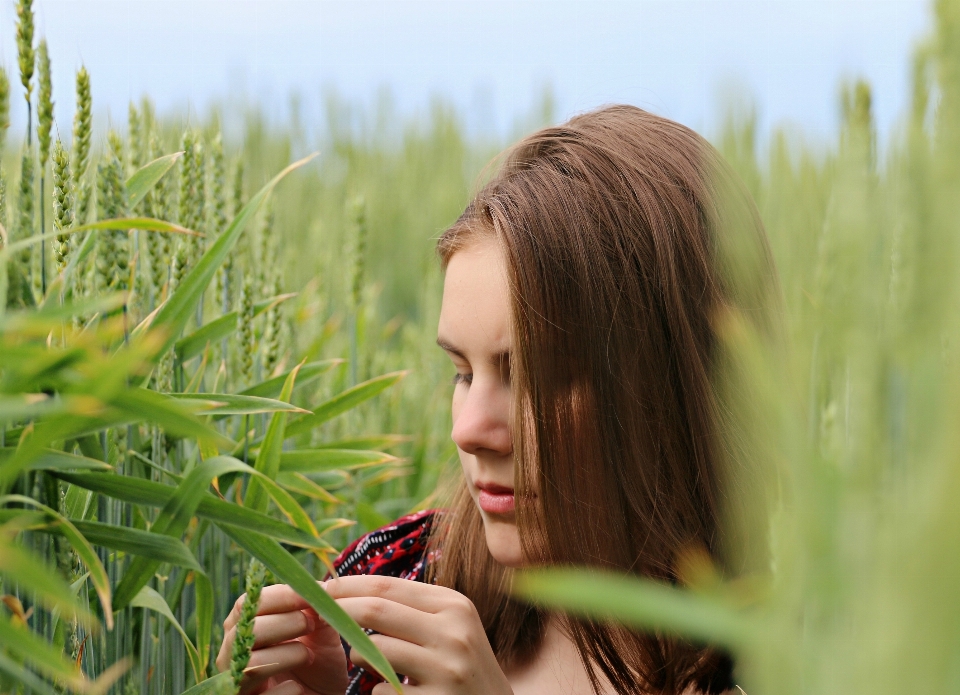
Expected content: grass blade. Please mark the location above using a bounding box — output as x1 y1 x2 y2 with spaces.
278 449 398 472
0 447 112 472
285 371 407 438
0 613 86 688
1 218 198 257
111 388 232 448
130 586 203 683
177 672 233 695
240 359 344 399
1 495 113 629
0 534 97 629
312 434 411 451
513 568 756 650
245 363 301 512
195 570 215 675
169 393 310 416
70 520 202 570
52 471 334 548
126 151 183 209
0 650 61 695
275 472 342 505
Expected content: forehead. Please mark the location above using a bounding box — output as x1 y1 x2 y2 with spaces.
437 239 512 355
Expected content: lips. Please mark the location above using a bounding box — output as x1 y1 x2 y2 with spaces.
476 482 516 514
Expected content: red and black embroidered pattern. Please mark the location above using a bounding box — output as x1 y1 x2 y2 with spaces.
331 509 438 695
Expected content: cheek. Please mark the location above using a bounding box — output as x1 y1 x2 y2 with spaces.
451 387 464 423
450 387 468 450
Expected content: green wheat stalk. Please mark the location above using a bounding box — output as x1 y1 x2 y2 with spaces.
16 0 34 142
128 102 147 175
238 273 256 387
210 131 230 314
94 132 129 295
72 67 92 227
191 135 207 267
14 145 34 306
0 174 6 252
230 559 266 691
37 38 53 296
262 274 283 376
0 66 10 157
174 130 200 286
145 128 170 304
230 156 246 299
347 195 367 384
51 139 74 276
256 198 276 300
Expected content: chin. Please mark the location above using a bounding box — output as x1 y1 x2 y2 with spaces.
482 516 525 568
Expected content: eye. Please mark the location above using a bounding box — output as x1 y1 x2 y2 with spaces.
452 372 473 386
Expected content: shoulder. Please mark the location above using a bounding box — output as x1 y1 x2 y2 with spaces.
333 509 440 582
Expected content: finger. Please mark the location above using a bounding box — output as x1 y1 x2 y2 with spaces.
226 584 315 631
243 676 318 695
350 634 430 684
372 683 417 695
323 575 455 613
218 609 316 672
216 624 237 673
242 674 285 695
336 597 431 646
261 679 309 695
242 642 314 687
241 676 274 695
252 611 317 649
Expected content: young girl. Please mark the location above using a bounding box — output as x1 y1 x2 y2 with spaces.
217 104 777 695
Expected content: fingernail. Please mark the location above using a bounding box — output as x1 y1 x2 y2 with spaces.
304 612 316 633
303 641 317 667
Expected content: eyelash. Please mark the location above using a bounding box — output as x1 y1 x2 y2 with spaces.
452 372 473 386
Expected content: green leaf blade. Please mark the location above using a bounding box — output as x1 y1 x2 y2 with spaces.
0 495 113 629
245 363 302 512
513 568 757 650
70 519 202 570
286 371 407 438
126 151 183 209
52 471 331 549
279 449 397 473
131 586 203 683
170 393 310 416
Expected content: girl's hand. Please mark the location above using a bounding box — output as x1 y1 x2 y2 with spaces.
324 575 515 695
216 583 349 695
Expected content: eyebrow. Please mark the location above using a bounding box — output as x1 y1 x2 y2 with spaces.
436 338 511 370
436 338 466 361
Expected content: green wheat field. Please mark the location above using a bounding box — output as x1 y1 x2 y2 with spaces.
3 0 960 693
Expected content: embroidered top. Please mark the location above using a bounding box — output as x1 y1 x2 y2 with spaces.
331 509 438 695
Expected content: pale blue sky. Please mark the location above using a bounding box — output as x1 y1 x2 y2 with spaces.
0 0 933 144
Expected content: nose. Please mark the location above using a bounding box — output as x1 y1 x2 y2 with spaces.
451 380 512 457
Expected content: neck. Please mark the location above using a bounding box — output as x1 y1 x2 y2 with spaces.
503 615 613 695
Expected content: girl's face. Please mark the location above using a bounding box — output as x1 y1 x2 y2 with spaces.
437 238 524 568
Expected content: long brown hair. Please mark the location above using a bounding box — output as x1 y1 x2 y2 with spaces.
429 105 778 694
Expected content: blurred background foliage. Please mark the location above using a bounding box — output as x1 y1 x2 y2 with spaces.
4 0 960 693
